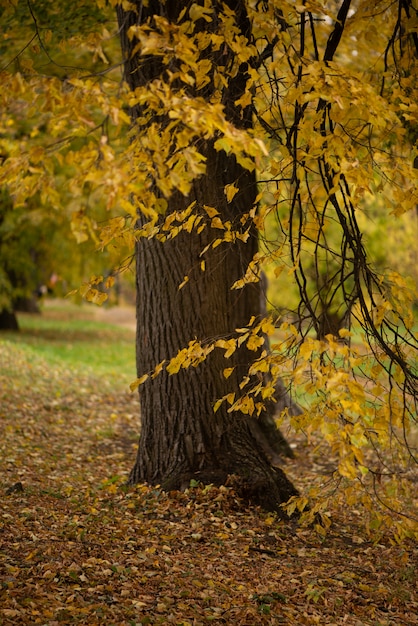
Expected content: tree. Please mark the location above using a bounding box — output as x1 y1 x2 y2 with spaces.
115 0 417 524
116 0 299 511
0 0 133 328
1 0 417 532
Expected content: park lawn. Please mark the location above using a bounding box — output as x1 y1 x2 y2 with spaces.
0 301 417 625
0 299 136 386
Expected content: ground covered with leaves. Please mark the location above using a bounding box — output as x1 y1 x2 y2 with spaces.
1 306 417 625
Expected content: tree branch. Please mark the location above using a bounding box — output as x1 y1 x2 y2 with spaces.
323 0 352 64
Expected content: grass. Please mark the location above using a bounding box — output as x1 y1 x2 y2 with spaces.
0 299 136 388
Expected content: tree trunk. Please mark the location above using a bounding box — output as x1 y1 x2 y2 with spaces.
14 296 41 314
117 1 298 513
0 309 19 331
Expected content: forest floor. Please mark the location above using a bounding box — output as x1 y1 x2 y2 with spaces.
0 301 417 625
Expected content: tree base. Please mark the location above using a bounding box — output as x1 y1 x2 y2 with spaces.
14 297 41 314
0 309 19 331
130 466 298 518
129 415 299 517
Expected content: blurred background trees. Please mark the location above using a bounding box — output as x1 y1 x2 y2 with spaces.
0 0 134 328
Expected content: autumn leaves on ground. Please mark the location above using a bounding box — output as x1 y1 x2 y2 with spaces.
1 302 416 626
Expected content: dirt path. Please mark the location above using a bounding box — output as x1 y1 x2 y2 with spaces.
93 304 136 331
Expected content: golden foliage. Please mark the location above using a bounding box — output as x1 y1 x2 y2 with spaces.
1 0 417 535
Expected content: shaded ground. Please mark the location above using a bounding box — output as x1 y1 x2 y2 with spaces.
0 306 417 625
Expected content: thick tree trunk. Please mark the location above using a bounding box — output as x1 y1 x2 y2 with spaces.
131 156 298 510
117 1 298 513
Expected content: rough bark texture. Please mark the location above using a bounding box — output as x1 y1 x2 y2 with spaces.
117 0 299 513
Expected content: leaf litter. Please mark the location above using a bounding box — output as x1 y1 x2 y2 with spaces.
1 321 417 625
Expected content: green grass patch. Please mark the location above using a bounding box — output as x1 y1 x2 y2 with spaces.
0 299 136 388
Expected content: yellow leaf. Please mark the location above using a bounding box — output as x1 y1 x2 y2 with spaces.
152 360 166 379
203 205 219 218
215 338 237 358
189 3 213 23
338 457 357 479
179 276 189 289
260 318 276 336
130 374 149 391
231 278 245 290
247 334 264 351
214 137 231 154
211 216 225 230
224 183 239 203
235 230 250 243
85 289 107 306
223 367 235 379
104 275 115 289
213 398 223 413
299 341 314 360
338 328 352 338
167 354 184 375
236 154 255 171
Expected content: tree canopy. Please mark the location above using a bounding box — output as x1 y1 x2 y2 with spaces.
1 0 417 538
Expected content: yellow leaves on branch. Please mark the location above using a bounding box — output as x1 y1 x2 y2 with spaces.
1 67 132 228
131 202 256 261
286 325 418 500
166 341 213 374
70 211 97 245
98 216 135 251
215 338 237 359
125 73 268 199
78 276 108 306
130 320 274 412
130 341 215 391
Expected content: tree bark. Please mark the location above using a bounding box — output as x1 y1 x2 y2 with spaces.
117 0 298 513
14 296 41 314
0 309 19 331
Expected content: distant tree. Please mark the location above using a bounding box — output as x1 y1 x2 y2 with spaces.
0 0 132 328
0 191 47 329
